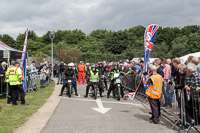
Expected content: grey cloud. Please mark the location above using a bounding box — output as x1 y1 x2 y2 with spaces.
0 0 199 38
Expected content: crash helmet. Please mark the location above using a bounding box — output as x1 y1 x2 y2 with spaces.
68 63 74 68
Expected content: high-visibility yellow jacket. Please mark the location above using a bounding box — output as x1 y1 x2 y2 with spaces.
5 66 12 82
6 66 22 85
145 74 163 99
90 70 99 82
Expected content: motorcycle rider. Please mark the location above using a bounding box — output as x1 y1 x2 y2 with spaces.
97 62 108 90
107 63 124 98
59 63 78 96
84 65 103 98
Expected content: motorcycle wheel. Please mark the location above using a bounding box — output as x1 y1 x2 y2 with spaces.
68 85 72 98
117 85 120 101
94 85 97 100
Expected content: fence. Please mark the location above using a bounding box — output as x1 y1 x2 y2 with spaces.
121 74 200 133
0 72 52 96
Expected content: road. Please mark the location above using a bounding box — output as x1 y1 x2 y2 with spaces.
42 84 178 133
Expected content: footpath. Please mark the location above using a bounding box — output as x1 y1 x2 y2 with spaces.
14 81 62 133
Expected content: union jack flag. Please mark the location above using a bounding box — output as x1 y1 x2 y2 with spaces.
143 24 159 90
124 92 135 100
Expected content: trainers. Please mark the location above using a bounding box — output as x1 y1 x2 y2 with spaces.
21 103 29 106
149 120 160 124
75 94 78 96
84 95 88 98
59 94 63 96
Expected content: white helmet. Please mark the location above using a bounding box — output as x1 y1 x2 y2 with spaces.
68 63 74 67
86 63 89 66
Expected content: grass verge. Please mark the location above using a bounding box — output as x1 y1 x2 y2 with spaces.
0 82 55 133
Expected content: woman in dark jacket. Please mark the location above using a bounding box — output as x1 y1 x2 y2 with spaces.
174 64 191 126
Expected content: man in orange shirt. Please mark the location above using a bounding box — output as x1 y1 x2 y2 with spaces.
77 61 85 84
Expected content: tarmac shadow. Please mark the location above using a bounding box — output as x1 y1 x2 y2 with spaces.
134 114 150 122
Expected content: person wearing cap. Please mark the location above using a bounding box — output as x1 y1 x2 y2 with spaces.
6 61 28 106
57 62 65 84
145 65 163 124
84 65 103 98
29 61 37 89
59 63 78 96
77 61 86 84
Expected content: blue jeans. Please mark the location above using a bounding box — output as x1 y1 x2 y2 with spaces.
30 76 36 90
57 73 63 84
170 77 175 102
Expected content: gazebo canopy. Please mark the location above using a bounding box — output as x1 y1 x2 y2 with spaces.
0 41 23 59
180 52 200 63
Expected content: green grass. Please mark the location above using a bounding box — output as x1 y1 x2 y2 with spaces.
0 82 55 133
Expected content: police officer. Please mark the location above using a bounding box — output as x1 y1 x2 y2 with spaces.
59 63 78 96
5 61 15 104
145 65 163 124
107 64 124 98
6 61 29 106
98 62 108 90
84 65 103 98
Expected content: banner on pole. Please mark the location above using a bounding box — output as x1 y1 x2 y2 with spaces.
21 29 28 94
143 24 159 90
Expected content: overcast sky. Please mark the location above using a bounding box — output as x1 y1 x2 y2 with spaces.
0 0 200 39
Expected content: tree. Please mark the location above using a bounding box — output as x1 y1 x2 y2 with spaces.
170 35 188 58
57 49 82 63
63 30 86 45
104 30 129 54
89 29 108 41
151 42 170 58
1 34 15 48
15 30 38 50
187 32 200 53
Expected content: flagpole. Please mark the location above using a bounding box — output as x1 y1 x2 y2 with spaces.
21 29 29 94
49 31 55 79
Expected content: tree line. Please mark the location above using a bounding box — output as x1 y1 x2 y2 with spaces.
0 25 200 63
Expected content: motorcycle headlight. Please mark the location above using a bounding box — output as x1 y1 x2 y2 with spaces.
116 79 121 83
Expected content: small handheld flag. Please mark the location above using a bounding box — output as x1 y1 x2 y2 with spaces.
124 92 135 100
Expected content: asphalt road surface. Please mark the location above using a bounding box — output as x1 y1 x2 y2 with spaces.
42 84 178 133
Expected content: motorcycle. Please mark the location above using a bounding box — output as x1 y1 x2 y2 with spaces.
111 72 124 101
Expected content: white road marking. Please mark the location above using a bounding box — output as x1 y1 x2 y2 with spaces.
62 97 144 107
92 99 111 114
